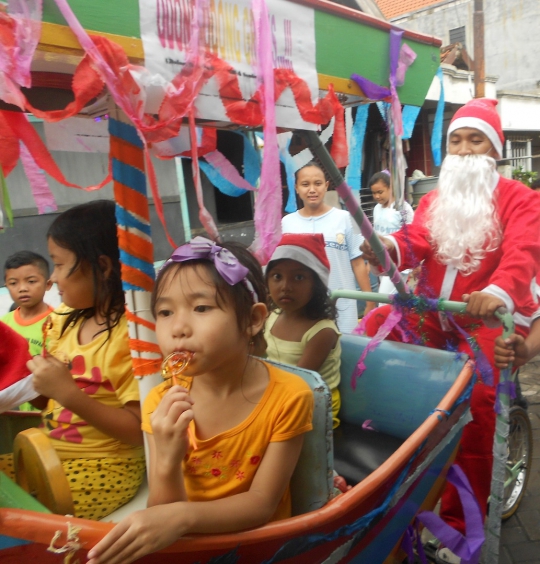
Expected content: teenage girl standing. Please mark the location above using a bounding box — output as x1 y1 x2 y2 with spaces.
369 171 414 299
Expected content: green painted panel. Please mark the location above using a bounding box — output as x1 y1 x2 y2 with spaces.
43 0 141 38
314 11 440 106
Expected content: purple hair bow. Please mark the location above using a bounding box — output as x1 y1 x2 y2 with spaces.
164 237 258 302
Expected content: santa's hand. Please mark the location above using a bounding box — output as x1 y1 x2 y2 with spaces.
495 334 529 369
360 237 394 267
28 355 78 405
462 292 505 321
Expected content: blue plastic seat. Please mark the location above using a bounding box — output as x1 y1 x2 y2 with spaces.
264 359 334 516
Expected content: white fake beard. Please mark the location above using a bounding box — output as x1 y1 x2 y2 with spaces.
426 154 501 275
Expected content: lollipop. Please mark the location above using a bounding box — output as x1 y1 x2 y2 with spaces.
161 351 193 385
161 351 197 450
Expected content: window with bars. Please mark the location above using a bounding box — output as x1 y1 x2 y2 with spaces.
505 137 532 172
449 26 466 47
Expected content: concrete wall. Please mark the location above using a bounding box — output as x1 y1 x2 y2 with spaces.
393 0 540 94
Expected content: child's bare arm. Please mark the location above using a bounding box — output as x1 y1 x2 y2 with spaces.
351 257 375 313
28 355 143 446
297 328 338 373
87 435 304 564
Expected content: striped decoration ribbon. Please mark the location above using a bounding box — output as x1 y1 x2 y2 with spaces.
108 110 163 381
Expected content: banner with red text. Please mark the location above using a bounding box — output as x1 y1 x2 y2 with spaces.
139 0 318 129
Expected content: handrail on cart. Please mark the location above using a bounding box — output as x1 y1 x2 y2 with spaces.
331 289 514 563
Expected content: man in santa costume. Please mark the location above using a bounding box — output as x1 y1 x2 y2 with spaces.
361 98 540 563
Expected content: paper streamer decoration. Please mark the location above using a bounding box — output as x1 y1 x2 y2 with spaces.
204 150 256 192
0 165 13 229
108 108 163 388
278 132 298 213
188 111 220 241
250 0 282 264
346 104 369 194
199 160 247 198
402 105 421 140
19 142 58 214
238 131 261 187
0 110 112 191
351 30 417 137
431 67 445 166
0 0 42 109
417 465 484 564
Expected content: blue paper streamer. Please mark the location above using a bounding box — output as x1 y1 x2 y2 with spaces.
198 160 247 198
237 131 261 187
279 136 298 213
376 101 390 122
431 67 445 166
346 104 369 193
402 105 421 140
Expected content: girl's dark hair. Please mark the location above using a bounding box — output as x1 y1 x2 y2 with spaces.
266 259 337 322
294 160 326 183
47 200 125 338
368 172 391 188
152 241 268 355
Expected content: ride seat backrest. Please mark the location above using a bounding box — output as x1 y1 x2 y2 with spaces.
264 359 334 516
338 334 469 439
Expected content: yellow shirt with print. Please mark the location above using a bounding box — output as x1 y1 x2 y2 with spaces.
41 305 143 460
142 361 313 521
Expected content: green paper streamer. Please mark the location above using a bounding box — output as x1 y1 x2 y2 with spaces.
0 166 14 229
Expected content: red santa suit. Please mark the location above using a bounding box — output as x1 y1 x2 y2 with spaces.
365 173 540 534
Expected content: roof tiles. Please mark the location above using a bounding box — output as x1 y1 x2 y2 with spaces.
377 0 442 19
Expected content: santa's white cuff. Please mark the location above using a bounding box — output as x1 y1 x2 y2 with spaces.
481 284 514 328
0 374 39 414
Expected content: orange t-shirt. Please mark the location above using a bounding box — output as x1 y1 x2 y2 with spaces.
142 361 313 521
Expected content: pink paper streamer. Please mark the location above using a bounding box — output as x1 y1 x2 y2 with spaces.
0 0 42 108
249 0 282 265
8 0 42 86
396 43 417 87
351 307 403 389
204 151 257 192
52 0 206 134
189 110 220 241
19 142 57 214
362 420 376 431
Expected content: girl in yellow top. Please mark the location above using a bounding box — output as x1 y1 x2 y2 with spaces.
0 201 145 520
87 238 313 564
265 233 341 428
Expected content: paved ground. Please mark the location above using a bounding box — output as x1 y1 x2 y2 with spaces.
500 357 540 564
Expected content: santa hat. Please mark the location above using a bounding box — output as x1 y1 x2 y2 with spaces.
447 98 504 158
0 321 37 413
267 233 330 286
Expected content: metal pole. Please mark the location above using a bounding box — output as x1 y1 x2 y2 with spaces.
301 130 410 298
474 0 485 98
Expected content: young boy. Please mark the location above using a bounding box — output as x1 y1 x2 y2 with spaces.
2 251 53 357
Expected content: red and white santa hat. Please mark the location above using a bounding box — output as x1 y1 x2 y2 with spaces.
447 98 504 158
267 233 331 286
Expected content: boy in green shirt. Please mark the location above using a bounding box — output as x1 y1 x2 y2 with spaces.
2 251 53 409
